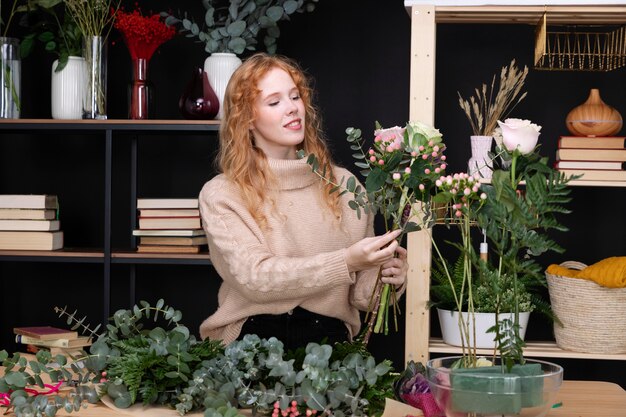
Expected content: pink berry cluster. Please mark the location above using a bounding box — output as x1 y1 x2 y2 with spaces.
272 401 320 417
435 173 487 217
368 133 447 186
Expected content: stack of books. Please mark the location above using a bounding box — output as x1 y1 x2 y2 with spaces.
14 326 92 356
555 136 626 181
133 198 207 254
0 194 64 250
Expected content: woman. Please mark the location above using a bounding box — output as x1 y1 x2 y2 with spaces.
198 53 408 350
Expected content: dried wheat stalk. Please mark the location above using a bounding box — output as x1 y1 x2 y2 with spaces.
458 59 528 136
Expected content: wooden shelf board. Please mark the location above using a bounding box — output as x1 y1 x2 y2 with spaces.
0 119 219 125
478 178 626 188
0 248 103 258
111 251 211 260
429 338 626 360
405 5 626 24
0 119 220 132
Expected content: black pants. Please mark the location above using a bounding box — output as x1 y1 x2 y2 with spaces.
238 307 349 351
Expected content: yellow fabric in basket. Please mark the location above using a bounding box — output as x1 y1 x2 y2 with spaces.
546 257 626 288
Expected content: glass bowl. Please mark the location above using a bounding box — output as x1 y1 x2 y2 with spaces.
426 356 563 417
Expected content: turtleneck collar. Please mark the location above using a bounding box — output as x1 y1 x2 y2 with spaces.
267 157 319 190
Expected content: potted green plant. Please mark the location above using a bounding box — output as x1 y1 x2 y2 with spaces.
431 253 537 349
162 0 319 118
18 0 84 119
426 117 574 416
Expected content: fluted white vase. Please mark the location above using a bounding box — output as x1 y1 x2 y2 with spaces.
468 135 494 179
51 56 86 119
203 52 242 119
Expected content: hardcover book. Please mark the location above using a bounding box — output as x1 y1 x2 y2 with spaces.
554 160 626 170
0 194 58 209
558 136 626 149
139 236 208 246
556 148 626 162
138 208 200 217
132 229 205 237
0 230 63 250
136 198 199 209
138 216 202 230
15 334 91 348
0 208 57 220
13 326 78 340
0 219 60 231
557 169 626 182
136 245 206 254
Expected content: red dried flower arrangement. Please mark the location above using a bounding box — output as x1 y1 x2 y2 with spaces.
114 9 176 60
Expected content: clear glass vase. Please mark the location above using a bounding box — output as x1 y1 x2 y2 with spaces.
83 36 107 119
0 37 21 119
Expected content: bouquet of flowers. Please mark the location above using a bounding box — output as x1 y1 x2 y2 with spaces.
114 8 176 119
302 121 447 342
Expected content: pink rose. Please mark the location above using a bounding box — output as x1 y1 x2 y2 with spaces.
374 126 405 150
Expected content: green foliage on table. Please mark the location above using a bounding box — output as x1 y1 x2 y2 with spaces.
162 0 319 55
1 300 396 417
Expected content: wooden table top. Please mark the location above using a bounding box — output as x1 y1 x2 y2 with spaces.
1 380 624 416
550 380 626 417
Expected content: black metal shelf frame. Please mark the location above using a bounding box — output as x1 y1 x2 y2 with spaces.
0 120 219 325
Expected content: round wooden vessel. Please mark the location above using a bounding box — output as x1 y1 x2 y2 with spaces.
565 89 623 137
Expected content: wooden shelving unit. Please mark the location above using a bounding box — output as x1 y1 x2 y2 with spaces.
0 119 218 323
403 1 626 365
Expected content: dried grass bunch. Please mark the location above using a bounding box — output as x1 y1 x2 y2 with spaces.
458 59 528 137
64 0 120 38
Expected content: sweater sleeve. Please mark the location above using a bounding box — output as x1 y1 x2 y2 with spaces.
199 180 354 304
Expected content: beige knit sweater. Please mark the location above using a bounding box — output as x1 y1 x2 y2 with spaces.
198 157 383 344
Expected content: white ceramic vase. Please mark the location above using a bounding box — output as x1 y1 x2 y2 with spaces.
203 52 242 119
468 135 493 179
438 308 530 349
51 56 86 119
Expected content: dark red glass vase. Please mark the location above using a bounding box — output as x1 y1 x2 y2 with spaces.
129 58 153 119
179 67 219 119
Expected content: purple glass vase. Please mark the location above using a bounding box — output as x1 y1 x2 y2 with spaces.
179 67 219 120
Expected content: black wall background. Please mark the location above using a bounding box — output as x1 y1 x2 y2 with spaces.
1 0 625 387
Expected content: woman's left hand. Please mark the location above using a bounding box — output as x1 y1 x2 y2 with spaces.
380 246 408 287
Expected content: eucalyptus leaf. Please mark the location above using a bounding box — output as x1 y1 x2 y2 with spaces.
266 6 284 22
227 20 246 37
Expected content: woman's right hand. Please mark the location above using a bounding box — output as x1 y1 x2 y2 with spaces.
345 229 402 272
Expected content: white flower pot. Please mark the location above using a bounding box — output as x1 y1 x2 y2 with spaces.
51 56 86 119
203 52 242 119
438 308 530 349
468 135 493 179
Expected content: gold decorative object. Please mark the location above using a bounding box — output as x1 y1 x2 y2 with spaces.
534 13 626 72
566 88 623 137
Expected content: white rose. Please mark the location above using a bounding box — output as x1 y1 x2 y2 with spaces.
406 121 443 149
497 118 541 154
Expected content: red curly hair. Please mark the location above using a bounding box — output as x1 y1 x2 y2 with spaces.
217 53 341 229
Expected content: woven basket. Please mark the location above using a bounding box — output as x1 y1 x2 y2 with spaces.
546 261 626 354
